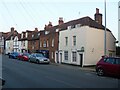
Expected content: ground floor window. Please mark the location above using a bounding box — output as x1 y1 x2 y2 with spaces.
64 51 68 60
72 52 77 62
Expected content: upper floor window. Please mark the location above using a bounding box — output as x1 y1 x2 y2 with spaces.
73 36 76 46
21 33 23 38
43 40 46 47
26 32 28 38
47 40 49 47
32 34 34 38
45 31 50 35
75 24 81 28
52 39 54 47
71 25 75 29
65 37 68 46
67 26 71 30
40 41 42 47
38 33 40 36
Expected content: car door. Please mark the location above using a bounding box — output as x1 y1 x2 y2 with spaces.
104 58 117 75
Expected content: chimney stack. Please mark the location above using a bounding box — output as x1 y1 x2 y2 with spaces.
94 8 102 25
58 17 64 25
35 28 38 32
11 27 14 33
48 21 53 28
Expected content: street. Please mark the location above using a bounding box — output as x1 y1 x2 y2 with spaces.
1 55 119 88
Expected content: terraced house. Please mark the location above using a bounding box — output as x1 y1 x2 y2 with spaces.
5 27 21 54
1 8 116 66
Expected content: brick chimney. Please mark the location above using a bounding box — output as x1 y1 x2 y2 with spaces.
34 28 38 32
58 17 64 25
48 21 53 28
11 27 14 33
94 8 102 25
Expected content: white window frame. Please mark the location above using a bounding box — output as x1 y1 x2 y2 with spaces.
52 39 54 47
73 36 76 46
64 51 68 60
65 37 68 46
72 51 77 62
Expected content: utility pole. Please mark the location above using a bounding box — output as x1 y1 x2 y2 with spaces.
104 0 107 56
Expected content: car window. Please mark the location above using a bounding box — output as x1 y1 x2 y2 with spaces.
115 58 120 64
36 53 44 57
104 58 115 64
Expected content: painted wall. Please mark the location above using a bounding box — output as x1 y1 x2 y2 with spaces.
59 26 116 66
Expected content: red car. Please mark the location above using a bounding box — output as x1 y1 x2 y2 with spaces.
17 53 30 61
96 56 120 77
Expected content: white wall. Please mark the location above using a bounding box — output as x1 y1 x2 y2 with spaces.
84 27 116 66
59 26 116 66
59 26 87 65
5 40 13 54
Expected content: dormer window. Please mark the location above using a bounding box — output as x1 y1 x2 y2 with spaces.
67 26 71 30
75 24 81 28
56 29 59 32
45 31 49 35
71 25 75 29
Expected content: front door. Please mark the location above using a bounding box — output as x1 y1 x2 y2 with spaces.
60 53 62 63
56 53 59 63
79 54 83 67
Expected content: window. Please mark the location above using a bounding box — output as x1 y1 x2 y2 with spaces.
72 52 77 62
43 40 46 47
71 25 75 29
52 52 54 59
104 58 115 64
40 41 42 47
116 58 120 64
21 33 23 38
65 37 68 46
64 51 68 60
73 36 76 46
45 31 49 35
26 32 28 38
52 39 54 47
38 33 40 36
75 24 81 28
67 26 71 30
32 34 34 38
47 40 49 47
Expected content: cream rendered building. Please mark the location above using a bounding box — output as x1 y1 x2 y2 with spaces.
56 8 116 66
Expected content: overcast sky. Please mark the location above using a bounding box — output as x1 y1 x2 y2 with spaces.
0 0 119 40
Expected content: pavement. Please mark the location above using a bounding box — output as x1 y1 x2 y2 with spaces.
50 62 96 72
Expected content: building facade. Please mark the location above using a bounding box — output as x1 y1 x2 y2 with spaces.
56 8 116 66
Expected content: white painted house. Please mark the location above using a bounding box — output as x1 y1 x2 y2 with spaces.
56 8 116 66
5 27 21 54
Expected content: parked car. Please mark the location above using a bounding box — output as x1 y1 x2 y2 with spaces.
29 53 50 64
17 53 31 61
96 56 120 77
9 52 20 59
0 77 5 86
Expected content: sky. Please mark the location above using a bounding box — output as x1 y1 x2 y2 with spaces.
0 0 119 41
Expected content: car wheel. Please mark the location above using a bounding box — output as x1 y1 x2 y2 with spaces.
36 60 39 64
28 59 31 62
97 68 104 76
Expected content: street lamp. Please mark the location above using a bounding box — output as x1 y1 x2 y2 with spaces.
104 0 107 56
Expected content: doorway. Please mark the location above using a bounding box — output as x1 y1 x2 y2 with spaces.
79 54 83 67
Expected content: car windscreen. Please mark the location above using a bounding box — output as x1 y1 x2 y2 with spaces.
36 53 44 57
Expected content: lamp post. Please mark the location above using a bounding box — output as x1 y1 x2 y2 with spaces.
104 0 107 56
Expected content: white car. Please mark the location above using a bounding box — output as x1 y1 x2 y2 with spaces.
29 53 50 64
